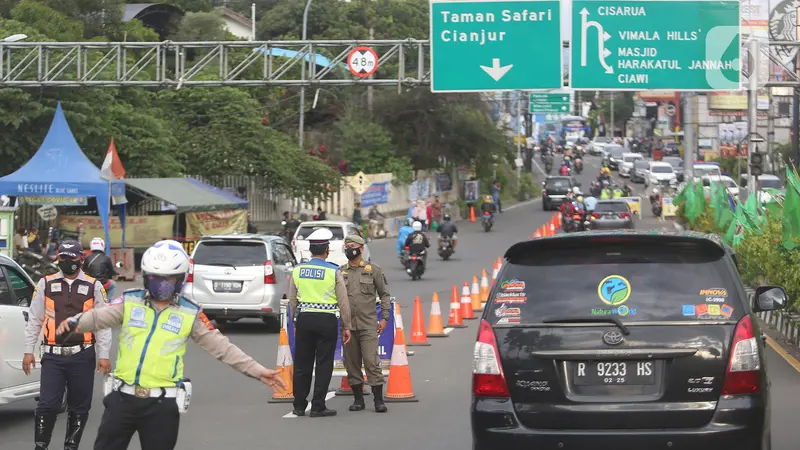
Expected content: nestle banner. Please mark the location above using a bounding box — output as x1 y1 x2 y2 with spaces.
360 182 389 207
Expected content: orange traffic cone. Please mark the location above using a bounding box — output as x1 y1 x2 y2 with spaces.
533 229 541 238
469 205 476 222
555 212 562 228
448 284 466 328
491 260 499 286
479 270 490 305
427 292 448 337
393 303 414 356
268 327 294 403
550 220 557 235
461 282 476 320
470 276 482 312
384 325 418 402
497 256 503 271
336 376 368 395
408 296 430 346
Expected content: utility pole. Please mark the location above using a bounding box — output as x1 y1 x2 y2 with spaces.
610 92 615 138
367 27 374 114
794 50 800 164
747 38 759 196
516 90 522 180
298 0 312 149
768 81 775 174
683 93 695 180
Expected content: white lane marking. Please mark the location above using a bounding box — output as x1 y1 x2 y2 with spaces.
282 390 336 418
443 327 454 335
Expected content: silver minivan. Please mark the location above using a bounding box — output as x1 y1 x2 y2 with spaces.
185 234 295 330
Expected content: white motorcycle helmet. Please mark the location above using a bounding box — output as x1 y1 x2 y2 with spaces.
652 188 659 195
412 221 422 232
140 240 191 300
89 237 106 252
573 187 582 196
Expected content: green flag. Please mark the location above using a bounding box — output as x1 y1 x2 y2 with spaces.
723 199 755 247
686 180 706 225
742 192 765 231
782 166 800 250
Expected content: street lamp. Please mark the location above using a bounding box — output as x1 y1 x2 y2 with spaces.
298 0 313 148
2 34 28 42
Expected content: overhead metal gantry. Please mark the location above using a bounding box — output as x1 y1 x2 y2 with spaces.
0 40 430 88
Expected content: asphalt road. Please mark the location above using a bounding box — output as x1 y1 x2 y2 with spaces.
1 155 798 450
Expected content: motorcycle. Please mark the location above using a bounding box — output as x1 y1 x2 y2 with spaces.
481 211 494 232
400 246 411 268
565 212 587 232
544 161 553 174
437 237 453 260
16 250 59 283
574 158 583 174
649 194 662 216
406 250 426 280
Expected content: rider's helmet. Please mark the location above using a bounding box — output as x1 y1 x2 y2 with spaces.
141 240 190 300
564 155 571 161
484 195 492 203
573 187 582 195
652 188 659 195
576 196 584 203
443 213 451 222
412 221 422 232
89 237 106 252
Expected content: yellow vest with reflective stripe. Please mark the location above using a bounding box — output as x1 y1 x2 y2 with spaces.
292 259 339 312
601 190 611 199
613 189 623 198
114 290 197 388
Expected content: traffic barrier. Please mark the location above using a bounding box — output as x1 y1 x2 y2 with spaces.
470 276 482 312
469 205 476 222
268 327 294 403
408 296 430 346
460 282 476 320
427 292 448 337
447 284 466 328
479 270 489 305
384 323 418 402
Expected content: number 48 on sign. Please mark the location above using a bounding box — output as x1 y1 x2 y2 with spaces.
347 46 379 78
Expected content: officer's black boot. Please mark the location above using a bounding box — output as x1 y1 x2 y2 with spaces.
349 384 366 411
34 413 57 450
372 385 388 413
63 412 88 450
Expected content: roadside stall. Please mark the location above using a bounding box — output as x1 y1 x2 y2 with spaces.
0 103 125 256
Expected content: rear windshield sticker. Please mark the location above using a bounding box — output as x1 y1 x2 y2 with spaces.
720 305 734 317
598 275 631 306
495 292 528 303
496 317 521 324
700 288 727 303
500 279 526 291
682 305 696 316
707 304 721 316
695 304 708 316
494 304 521 318
693 303 734 319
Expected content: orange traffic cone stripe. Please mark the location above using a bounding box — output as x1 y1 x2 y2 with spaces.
385 326 418 402
479 270 490 304
491 260 499 286
427 292 448 337
470 276 482 312
448 284 466 328
408 296 430 346
268 327 294 403
460 282 476 320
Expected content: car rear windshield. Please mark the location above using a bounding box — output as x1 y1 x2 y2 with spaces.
694 166 720 177
193 241 267 266
545 178 571 190
487 242 743 324
633 161 649 169
651 165 673 173
608 148 624 157
758 178 781 189
623 155 640 163
595 202 629 213
296 226 345 240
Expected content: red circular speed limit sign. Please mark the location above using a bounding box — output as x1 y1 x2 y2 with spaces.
347 46 379 77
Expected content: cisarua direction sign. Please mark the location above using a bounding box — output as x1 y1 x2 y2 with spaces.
429 0 741 92
569 0 741 90
430 0 563 92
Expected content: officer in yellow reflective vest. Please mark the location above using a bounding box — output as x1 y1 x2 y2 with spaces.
287 228 352 417
57 240 285 450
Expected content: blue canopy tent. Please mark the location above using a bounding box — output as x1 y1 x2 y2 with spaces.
0 102 125 255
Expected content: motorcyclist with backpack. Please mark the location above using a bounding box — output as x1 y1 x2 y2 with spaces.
84 237 117 299
437 214 458 253
403 221 430 271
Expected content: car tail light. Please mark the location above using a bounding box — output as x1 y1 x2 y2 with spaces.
186 259 194 283
472 319 509 397
721 315 761 395
264 261 276 284
591 212 600 219
619 212 631 219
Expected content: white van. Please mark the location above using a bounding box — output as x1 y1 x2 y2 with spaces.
292 221 372 267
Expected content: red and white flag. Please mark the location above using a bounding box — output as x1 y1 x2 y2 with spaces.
101 138 126 180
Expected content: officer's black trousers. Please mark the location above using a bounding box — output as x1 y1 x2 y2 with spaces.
293 312 338 412
37 347 96 414
93 391 179 450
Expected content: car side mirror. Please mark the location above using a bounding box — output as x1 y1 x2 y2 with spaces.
753 285 788 312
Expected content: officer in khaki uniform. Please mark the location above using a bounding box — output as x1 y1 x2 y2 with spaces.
341 234 391 413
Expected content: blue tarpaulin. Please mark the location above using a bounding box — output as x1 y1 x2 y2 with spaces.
0 103 126 254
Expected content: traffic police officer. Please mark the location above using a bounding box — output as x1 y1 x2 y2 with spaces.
56 240 285 450
287 228 352 417
341 234 391 413
23 240 112 450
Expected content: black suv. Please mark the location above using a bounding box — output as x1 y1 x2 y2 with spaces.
541 176 579 211
472 231 786 450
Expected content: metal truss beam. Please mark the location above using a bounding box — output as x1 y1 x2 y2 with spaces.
0 40 429 88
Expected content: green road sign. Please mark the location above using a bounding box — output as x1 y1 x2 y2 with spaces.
529 93 570 113
430 0 563 92
570 0 740 90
